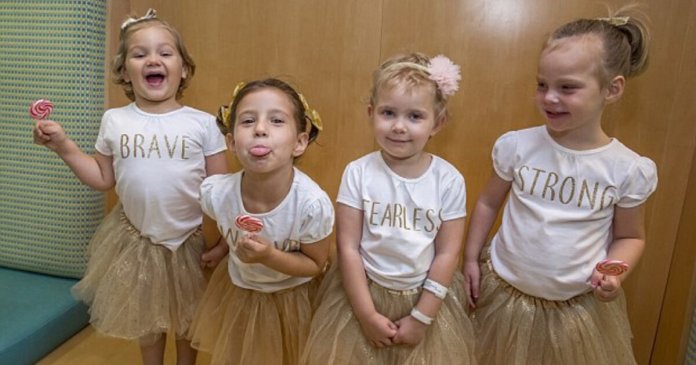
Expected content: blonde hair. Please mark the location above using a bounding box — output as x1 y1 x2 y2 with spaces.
369 53 449 120
544 4 651 85
112 17 195 101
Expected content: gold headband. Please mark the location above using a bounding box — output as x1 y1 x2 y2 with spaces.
299 93 323 131
596 16 630 26
121 8 157 31
219 82 323 132
219 82 244 128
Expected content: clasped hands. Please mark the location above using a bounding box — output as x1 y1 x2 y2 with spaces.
359 311 428 348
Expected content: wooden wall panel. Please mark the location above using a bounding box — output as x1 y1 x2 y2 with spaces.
652 134 696 363
618 1 696 363
106 1 696 364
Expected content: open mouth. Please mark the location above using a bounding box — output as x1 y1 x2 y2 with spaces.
145 72 165 86
545 110 568 119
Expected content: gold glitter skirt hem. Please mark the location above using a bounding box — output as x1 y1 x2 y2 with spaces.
300 265 477 365
189 256 320 365
473 250 636 365
71 203 206 342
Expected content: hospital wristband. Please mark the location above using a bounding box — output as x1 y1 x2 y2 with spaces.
423 278 448 300
410 308 433 325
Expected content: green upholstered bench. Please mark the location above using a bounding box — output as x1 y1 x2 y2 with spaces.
0 2 106 364
0 267 89 365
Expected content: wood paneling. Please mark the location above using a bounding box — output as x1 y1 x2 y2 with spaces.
51 1 695 364
651 138 696 363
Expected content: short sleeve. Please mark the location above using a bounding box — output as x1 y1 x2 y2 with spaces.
617 157 658 208
202 115 227 156
299 194 335 244
336 162 363 210
491 131 518 181
440 171 467 221
94 111 112 156
199 174 223 220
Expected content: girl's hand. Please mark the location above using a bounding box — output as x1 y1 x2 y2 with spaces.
462 261 481 309
200 239 229 268
357 312 398 348
392 315 428 346
33 120 69 152
590 270 622 302
235 235 273 264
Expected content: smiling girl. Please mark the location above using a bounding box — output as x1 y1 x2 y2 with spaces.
301 52 476 365
32 9 228 365
462 5 656 365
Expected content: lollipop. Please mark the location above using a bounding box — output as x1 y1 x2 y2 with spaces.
595 259 629 276
235 215 263 234
29 99 54 120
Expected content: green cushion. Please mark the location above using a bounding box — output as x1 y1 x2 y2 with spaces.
0 1 106 278
0 266 89 365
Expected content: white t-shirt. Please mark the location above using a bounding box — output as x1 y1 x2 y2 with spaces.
337 151 466 290
95 103 227 250
490 126 658 300
200 168 334 293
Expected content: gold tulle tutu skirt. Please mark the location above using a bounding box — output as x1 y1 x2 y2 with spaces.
473 251 636 365
300 266 477 365
189 256 320 365
71 204 206 343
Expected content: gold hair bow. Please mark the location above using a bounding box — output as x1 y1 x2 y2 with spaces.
219 82 245 128
596 16 629 26
299 93 323 131
121 8 157 31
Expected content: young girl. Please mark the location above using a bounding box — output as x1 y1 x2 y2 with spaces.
301 53 476 364
462 6 657 365
32 9 228 365
188 78 334 365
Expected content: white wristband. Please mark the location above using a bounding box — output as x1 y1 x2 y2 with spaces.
423 278 448 300
410 308 433 325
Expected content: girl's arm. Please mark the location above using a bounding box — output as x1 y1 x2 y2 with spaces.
199 151 230 268
34 120 115 191
591 204 646 302
235 235 330 277
462 171 511 307
204 151 228 176
392 216 465 346
190 151 230 269
337 203 397 347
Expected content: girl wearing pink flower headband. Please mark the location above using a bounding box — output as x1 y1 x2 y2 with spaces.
301 53 476 364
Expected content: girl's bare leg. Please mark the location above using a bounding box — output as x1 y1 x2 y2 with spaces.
139 334 166 365
175 338 198 365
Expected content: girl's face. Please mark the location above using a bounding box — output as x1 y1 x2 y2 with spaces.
369 82 443 169
228 88 308 175
122 24 186 113
535 36 619 144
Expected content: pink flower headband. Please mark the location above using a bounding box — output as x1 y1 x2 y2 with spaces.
392 55 462 98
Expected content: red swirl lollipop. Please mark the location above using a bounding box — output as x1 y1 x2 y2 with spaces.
235 215 263 234
595 259 629 276
29 99 54 120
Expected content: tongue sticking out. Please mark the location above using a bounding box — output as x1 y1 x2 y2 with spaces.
249 146 271 157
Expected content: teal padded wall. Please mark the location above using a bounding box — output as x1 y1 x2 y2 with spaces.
0 1 106 278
